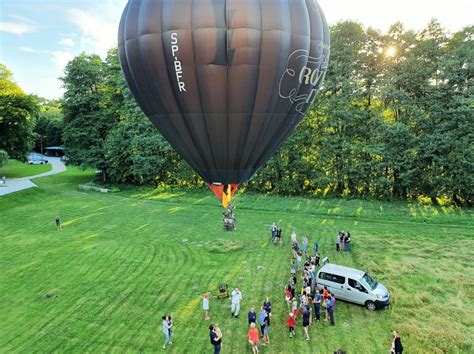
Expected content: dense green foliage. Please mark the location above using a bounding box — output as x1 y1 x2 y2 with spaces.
0 159 51 178
0 64 39 160
0 169 472 353
249 21 473 205
59 21 473 205
61 53 118 182
33 99 64 152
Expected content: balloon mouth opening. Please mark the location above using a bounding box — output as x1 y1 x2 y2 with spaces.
208 183 239 208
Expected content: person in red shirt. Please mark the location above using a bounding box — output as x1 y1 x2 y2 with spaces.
247 322 259 354
287 312 296 338
322 286 329 300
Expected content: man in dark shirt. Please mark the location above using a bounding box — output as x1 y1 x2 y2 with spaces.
248 306 257 326
302 306 311 340
312 289 322 322
209 324 222 354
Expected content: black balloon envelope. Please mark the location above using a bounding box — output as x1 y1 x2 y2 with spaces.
118 0 330 203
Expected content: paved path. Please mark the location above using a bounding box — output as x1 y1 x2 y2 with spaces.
0 157 66 196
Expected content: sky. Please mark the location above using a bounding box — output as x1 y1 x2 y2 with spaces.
0 0 473 100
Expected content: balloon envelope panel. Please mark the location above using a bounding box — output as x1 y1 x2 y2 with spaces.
119 0 330 185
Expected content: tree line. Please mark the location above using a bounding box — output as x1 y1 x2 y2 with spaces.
1 20 472 205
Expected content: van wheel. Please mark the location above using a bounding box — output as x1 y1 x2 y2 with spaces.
365 301 376 311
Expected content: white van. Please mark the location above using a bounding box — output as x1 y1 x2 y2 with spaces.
316 258 390 310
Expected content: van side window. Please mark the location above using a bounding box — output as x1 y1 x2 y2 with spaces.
332 274 345 284
319 272 331 281
349 278 367 293
319 272 345 284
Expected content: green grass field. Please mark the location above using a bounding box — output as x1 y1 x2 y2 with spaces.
0 160 52 178
0 168 472 353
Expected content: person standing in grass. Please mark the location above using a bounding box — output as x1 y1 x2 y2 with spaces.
271 222 277 241
248 306 257 326
312 289 322 322
315 252 321 267
209 323 222 354
231 288 243 318
263 297 272 325
328 294 336 326
344 231 351 252
55 215 61 231
203 293 210 320
285 287 292 309
313 241 319 254
291 297 298 318
296 251 302 269
258 306 267 337
287 312 296 338
301 235 308 254
324 292 330 321
247 322 260 354
162 315 172 350
302 306 311 340
291 230 297 244
391 330 404 354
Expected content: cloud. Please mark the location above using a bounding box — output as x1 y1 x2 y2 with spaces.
68 2 123 58
51 51 75 68
0 22 37 34
8 15 38 25
19 46 35 53
58 38 76 48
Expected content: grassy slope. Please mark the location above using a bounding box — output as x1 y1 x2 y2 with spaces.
0 168 472 353
0 160 52 178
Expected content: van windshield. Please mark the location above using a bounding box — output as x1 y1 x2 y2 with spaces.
361 273 378 290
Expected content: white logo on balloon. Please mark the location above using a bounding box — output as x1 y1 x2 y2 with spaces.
279 45 329 114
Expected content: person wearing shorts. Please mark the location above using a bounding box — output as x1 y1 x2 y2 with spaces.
247 323 259 354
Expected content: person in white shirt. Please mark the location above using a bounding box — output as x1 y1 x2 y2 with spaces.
231 288 243 318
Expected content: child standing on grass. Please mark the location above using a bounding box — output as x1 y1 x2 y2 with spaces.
301 235 308 254
162 315 172 350
285 287 292 309
247 323 259 354
203 293 210 320
287 312 296 338
296 251 302 269
248 306 257 326
55 215 61 231
291 298 298 318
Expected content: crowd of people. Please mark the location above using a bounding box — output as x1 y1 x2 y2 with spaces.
160 226 402 353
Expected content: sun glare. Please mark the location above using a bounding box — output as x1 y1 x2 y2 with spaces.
385 46 397 57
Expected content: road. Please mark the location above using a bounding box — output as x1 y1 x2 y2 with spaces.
0 157 66 196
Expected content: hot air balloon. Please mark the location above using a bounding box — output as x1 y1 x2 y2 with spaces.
118 0 330 207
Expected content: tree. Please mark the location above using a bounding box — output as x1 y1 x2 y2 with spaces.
0 64 38 160
61 53 118 181
33 99 64 152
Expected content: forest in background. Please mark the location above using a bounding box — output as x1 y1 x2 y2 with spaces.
1 20 472 205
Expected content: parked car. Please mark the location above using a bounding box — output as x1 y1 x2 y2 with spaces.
27 153 48 164
316 257 390 310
